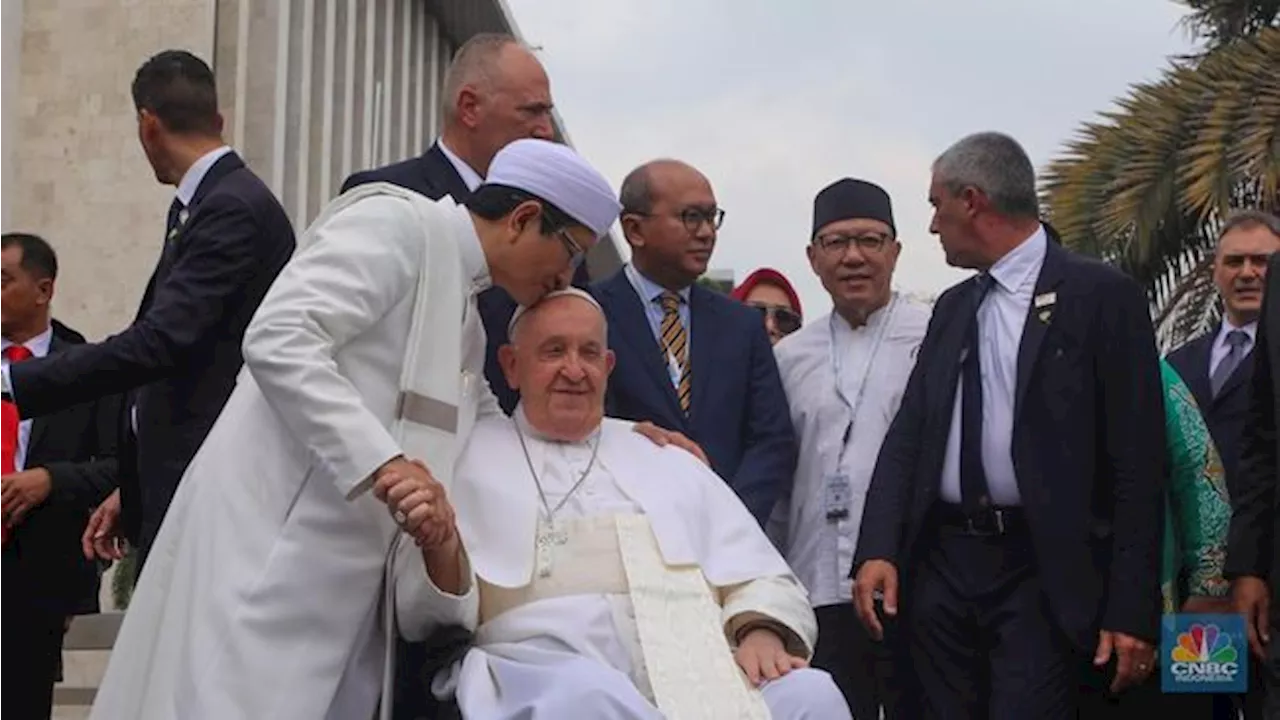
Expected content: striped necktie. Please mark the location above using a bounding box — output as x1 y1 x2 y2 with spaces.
658 291 692 414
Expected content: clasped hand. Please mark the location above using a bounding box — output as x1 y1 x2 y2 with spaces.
373 457 456 549
734 627 808 687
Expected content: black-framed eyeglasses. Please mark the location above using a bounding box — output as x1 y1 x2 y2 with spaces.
747 302 802 335
815 232 893 255
556 228 587 268
627 207 725 233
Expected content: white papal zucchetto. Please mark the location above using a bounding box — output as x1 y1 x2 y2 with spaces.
483 138 622 239
507 286 606 338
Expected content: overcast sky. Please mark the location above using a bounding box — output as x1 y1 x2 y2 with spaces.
506 0 1200 316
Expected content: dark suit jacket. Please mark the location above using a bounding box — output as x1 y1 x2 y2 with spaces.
3 324 121 618
854 237 1167 648
342 142 591 418
1168 327 1254 496
9 151 296 558
591 270 797 524
1225 252 1280 621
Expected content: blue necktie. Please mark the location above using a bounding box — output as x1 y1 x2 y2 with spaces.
960 274 996 514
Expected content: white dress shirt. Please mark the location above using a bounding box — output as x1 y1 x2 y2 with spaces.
771 296 931 606
2 326 53 471
939 225 1049 506
176 145 234 208
624 263 692 390
1211 319 1257 378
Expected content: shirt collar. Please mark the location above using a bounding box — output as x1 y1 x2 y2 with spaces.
987 224 1048 294
513 402 600 448
451 203 492 294
624 263 690 305
1217 318 1258 347
175 145 234 207
437 140 483 193
1 325 54 359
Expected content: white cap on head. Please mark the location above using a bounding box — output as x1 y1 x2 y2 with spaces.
507 286 605 338
484 139 622 239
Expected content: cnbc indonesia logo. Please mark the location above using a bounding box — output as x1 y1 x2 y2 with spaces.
1168 623 1240 685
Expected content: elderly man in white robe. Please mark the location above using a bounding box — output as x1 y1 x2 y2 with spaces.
770 178 930 720
87 139 627 720
406 287 852 719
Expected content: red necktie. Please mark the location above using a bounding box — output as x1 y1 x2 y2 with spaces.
3 345 33 544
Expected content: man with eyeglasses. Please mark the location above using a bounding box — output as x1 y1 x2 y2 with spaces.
591 159 796 526
769 178 930 719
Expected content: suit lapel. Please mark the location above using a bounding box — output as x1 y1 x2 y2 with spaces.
1014 240 1067 419
602 274 685 423
1183 333 1215 409
25 335 66 460
423 144 472 202
1215 350 1254 403
687 285 717 423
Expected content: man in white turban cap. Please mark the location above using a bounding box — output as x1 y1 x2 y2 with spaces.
88 139 627 720
412 287 853 719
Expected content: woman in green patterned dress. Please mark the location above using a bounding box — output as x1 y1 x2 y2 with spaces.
1088 359 1231 717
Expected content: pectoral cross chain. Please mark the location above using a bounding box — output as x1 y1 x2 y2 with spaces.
514 417 601 579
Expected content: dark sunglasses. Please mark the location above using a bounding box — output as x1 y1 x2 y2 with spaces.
748 303 802 335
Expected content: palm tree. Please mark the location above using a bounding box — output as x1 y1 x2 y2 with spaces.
1040 2 1279 351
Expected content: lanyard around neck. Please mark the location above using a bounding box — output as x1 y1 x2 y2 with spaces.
828 294 897 468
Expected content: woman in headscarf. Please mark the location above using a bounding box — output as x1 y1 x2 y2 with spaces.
732 268 804 345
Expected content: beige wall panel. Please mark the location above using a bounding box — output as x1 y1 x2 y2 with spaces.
7 0 215 340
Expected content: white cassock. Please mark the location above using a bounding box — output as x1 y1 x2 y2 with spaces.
425 408 853 719
89 182 497 720
768 293 930 607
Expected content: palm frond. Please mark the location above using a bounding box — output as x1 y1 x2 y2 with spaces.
1041 27 1280 351
1177 0 1280 48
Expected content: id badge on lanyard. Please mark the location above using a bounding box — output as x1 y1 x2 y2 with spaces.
825 298 897 523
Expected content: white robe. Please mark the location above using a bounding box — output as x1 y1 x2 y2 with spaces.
769 295 931 607
89 185 496 720
425 409 851 719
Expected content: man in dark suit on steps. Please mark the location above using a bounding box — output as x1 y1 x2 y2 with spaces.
2 51 296 573
342 32 580 419
854 132 1166 718
1 233 122 720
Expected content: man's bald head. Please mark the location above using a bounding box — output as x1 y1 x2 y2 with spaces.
440 34 554 175
619 159 720 290
500 289 614 442
619 159 708 216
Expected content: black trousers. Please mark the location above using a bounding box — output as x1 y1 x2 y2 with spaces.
906 511 1078 719
1 605 65 720
813 603 904 719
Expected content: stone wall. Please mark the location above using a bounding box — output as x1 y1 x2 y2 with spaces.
4 0 215 340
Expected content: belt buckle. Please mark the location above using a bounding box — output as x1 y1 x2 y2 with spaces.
963 508 1005 536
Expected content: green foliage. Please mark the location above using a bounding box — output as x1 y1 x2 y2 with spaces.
1041 17 1279 351
111 549 138 610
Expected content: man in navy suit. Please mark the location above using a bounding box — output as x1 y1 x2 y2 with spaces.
1169 212 1280 495
1177 211 1280 719
342 32 583 417
853 132 1166 718
592 159 796 525
2 51 296 572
